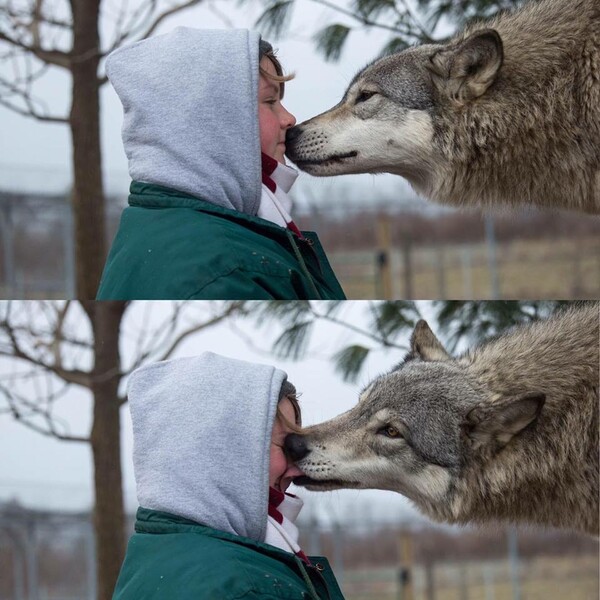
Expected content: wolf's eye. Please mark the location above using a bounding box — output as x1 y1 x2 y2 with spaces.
355 90 377 104
379 425 401 438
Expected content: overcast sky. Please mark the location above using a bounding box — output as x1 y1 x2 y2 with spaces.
0 0 436 210
0 301 444 526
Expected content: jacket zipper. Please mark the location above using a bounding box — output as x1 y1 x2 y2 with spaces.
286 230 323 299
294 556 333 600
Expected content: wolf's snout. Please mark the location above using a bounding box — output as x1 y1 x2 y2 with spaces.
285 125 303 144
284 433 310 461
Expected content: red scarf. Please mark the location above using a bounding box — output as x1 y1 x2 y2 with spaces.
268 486 311 564
260 153 304 238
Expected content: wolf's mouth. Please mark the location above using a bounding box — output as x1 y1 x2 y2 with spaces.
294 151 358 167
293 475 359 489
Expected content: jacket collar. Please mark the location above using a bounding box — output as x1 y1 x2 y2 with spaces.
128 180 301 236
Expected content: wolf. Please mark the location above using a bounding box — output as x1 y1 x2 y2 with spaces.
285 303 600 535
285 0 600 213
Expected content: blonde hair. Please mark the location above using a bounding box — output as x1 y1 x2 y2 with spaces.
276 381 302 433
259 49 295 100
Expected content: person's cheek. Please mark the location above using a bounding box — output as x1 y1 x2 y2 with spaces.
272 448 284 474
268 446 279 487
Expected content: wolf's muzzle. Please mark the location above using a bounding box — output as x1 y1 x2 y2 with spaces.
285 125 303 144
284 433 309 461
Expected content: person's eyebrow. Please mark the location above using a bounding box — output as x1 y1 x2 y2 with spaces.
260 80 280 96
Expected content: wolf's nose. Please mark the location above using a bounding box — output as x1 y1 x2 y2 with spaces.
284 433 310 461
286 125 302 143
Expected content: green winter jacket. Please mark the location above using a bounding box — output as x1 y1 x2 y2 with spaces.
113 508 345 600
96 183 346 300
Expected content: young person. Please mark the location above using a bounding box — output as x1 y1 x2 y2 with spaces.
112 352 345 599
97 28 345 300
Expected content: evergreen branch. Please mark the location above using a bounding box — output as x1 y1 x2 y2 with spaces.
256 0 295 38
272 320 314 360
313 23 350 61
332 344 371 383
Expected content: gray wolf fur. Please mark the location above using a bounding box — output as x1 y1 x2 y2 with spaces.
286 303 599 535
285 0 600 213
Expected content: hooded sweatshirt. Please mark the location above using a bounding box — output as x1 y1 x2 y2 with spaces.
116 352 345 599
98 28 345 300
127 352 284 542
106 28 262 215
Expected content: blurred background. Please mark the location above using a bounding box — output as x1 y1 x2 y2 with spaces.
3 188 599 300
0 300 597 600
1 0 599 299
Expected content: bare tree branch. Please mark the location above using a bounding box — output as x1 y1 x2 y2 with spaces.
129 0 202 44
3 2 72 29
130 302 164 361
96 2 206 85
50 301 71 371
104 0 156 54
0 30 71 68
0 349 92 385
0 92 69 122
22 49 42 85
0 310 92 386
127 301 181 365
0 45 69 121
0 300 251 457
124 301 247 374
0 324 92 353
31 0 43 49
0 381 88 442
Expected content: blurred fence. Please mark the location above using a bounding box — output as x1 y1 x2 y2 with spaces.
339 557 599 600
0 192 123 300
328 236 600 300
309 211 600 300
1 191 599 299
1 502 598 600
0 505 97 600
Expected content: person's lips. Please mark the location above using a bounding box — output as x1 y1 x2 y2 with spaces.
285 465 304 478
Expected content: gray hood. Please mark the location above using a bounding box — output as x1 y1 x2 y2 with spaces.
106 28 262 214
127 352 288 541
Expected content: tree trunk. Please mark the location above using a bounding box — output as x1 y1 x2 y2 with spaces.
70 0 106 299
87 301 127 600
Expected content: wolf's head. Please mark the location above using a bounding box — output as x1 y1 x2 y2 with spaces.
285 30 503 196
286 320 544 509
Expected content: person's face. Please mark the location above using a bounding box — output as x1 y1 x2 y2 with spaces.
258 57 296 164
269 397 303 492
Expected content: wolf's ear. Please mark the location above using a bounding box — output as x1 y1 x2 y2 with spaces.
462 392 545 453
428 29 503 105
409 320 451 362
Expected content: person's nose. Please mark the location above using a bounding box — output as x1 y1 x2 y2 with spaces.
281 105 296 130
